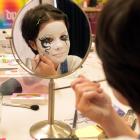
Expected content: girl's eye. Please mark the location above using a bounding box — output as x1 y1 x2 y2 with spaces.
42 42 48 47
39 37 53 48
60 35 69 41
45 38 53 43
40 37 53 44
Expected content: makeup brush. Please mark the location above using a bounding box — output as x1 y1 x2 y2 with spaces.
71 109 78 138
34 59 41 70
54 79 106 91
34 53 45 70
2 103 39 111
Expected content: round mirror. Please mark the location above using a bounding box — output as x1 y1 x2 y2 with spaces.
11 0 91 79
11 0 92 139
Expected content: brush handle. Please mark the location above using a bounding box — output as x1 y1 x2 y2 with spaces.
2 102 30 109
73 110 77 129
34 59 41 70
54 79 106 91
15 93 41 97
71 109 78 138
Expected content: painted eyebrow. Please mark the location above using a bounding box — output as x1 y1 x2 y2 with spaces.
60 31 69 35
39 35 53 40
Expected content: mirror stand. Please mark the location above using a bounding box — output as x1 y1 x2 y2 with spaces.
30 79 72 139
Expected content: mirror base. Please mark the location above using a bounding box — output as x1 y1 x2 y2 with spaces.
30 120 72 139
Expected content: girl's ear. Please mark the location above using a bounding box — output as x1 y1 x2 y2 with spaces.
28 40 37 50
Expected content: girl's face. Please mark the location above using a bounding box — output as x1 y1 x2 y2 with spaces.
36 21 70 64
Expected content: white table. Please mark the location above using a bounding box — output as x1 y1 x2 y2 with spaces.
0 52 130 140
0 88 75 140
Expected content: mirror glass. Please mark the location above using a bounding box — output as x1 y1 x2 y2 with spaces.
11 0 91 79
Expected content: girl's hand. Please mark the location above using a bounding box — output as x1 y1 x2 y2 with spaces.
32 55 57 76
72 76 138 138
71 75 113 125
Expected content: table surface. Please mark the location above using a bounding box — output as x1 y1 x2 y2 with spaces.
0 51 130 140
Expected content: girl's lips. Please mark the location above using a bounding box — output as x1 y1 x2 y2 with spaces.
53 52 66 57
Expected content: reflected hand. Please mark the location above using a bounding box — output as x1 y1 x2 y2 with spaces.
32 54 57 76
71 75 113 125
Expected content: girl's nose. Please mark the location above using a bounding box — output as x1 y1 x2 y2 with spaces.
53 39 64 50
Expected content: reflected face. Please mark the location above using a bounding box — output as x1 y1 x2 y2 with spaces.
36 21 70 64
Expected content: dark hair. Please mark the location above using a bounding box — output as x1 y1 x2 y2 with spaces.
21 4 69 54
96 0 140 113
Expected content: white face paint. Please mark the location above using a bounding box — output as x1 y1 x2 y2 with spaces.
36 21 70 64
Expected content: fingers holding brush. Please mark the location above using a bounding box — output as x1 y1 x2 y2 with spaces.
32 54 57 76
32 54 41 71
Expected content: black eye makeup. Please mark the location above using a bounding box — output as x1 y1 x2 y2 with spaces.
60 35 69 41
38 33 69 50
39 37 52 54
39 37 53 47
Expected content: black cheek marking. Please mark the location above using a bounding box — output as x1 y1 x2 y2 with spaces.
44 46 51 54
45 49 49 54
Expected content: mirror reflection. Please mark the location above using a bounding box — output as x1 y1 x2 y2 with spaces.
12 0 91 78
21 4 82 76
